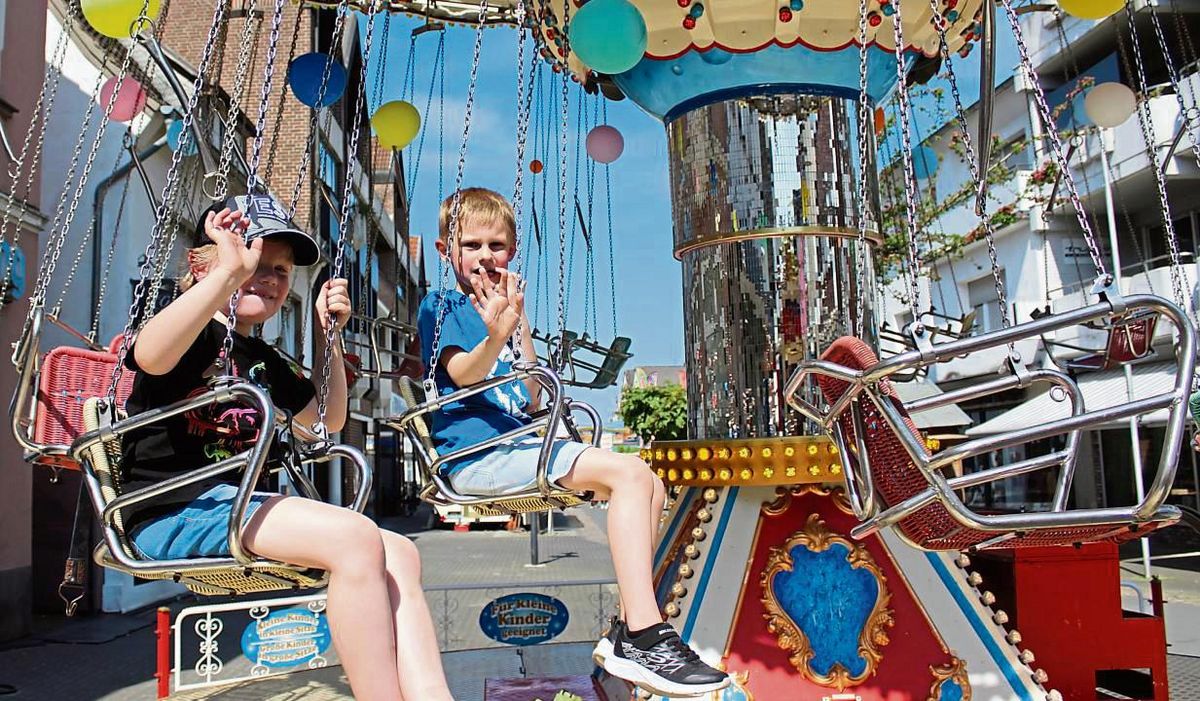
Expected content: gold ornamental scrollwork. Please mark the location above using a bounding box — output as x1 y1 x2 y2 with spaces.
760 514 894 690
762 485 854 517
928 657 972 701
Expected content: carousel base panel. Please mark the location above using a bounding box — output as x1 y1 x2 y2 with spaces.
483 674 604 701
589 484 1163 701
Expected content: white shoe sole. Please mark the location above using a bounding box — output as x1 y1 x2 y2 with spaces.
592 637 613 666
601 654 731 698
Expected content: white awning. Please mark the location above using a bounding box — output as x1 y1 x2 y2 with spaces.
892 380 973 429
965 361 1179 435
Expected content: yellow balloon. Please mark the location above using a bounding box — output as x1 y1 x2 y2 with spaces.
1058 0 1125 20
371 101 421 150
80 0 162 39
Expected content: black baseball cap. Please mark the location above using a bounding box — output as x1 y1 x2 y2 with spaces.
194 194 322 266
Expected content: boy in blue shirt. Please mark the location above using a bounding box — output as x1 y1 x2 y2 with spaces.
418 188 728 697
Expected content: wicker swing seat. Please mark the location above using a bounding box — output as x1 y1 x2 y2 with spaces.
785 293 1190 552
73 383 371 596
390 365 601 517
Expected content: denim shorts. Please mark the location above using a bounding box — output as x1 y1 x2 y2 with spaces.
129 483 274 560
447 436 590 497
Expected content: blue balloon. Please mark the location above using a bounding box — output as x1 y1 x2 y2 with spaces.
288 53 347 108
568 0 647 75
911 145 938 180
699 48 733 65
165 119 197 156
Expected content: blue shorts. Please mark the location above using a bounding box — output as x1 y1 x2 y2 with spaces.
129 483 274 560
447 436 590 497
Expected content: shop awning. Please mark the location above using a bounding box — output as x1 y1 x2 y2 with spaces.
892 380 973 429
965 361 1179 435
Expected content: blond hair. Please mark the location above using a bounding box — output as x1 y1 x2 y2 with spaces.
179 244 217 291
438 188 516 247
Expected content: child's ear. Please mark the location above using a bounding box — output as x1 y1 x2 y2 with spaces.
434 238 449 258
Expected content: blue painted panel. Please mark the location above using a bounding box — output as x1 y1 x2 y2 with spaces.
613 45 918 120
1 241 26 302
770 542 878 677
478 593 569 646
938 678 966 701
240 606 332 669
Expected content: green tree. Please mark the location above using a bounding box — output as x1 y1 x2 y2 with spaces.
618 385 687 443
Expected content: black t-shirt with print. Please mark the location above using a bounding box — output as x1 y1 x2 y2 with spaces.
121 319 315 528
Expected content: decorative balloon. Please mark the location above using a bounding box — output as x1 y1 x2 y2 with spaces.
80 0 161 39
1058 0 1124 20
585 125 625 164
371 101 421 150
567 0 648 75
99 76 147 123
288 53 347 108
1084 82 1137 128
699 48 732 66
910 145 938 180
530 159 544 174
874 108 887 137
165 119 197 156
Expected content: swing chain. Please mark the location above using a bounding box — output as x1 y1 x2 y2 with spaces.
264 8 305 188
928 0 1012 333
425 0 491 392
286 1 350 222
854 0 871 339
998 0 1109 281
0 9 74 314
1121 2 1193 326
512 0 534 359
213 0 262 201
556 0 571 342
245 0 288 193
316 1 382 432
1147 2 1200 167
110 0 230 398
90 164 135 344
887 0 925 331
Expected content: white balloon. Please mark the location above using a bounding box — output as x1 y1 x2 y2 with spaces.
1084 82 1137 128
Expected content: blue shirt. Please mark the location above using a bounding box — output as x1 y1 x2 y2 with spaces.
418 289 532 473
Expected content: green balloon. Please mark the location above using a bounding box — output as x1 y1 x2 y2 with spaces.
568 0 648 75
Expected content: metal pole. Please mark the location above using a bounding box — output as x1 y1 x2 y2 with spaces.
1099 130 1152 578
529 511 540 566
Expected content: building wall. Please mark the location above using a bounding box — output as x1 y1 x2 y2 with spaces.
0 0 48 642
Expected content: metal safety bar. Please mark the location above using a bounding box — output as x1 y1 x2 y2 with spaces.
388 364 601 510
785 291 1193 544
71 381 372 575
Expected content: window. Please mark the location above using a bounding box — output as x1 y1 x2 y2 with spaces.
968 271 1007 334
0 2 7 73
999 134 1032 172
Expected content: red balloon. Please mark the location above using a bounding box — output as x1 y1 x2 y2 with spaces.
530 159 544 174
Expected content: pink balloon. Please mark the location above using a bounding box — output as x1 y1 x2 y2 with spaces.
586 125 624 164
99 76 147 122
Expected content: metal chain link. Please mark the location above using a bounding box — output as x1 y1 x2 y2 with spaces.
1147 2 1200 166
263 4 304 187
109 0 230 398
930 0 1011 331
405 32 444 203
887 1 925 328
245 0 287 190
316 3 381 428
286 1 349 221
89 154 135 343
511 0 535 359
0 8 75 314
603 103 616 337
213 0 262 200
555 0 571 342
1122 2 1191 322
998 0 1108 279
425 0 490 388
854 0 871 338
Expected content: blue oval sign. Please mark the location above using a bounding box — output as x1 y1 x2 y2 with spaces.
240 606 332 669
479 593 569 646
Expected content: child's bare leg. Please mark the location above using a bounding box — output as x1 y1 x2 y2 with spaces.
560 449 662 630
381 532 454 701
589 471 666 624
241 497 403 701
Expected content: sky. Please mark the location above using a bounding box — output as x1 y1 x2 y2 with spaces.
353 11 1020 423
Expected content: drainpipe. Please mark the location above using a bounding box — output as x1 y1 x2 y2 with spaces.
90 136 168 340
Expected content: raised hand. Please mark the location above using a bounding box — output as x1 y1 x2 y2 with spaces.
317 277 351 334
204 207 258 283
469 267 521 341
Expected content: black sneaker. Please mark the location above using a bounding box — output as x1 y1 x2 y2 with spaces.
602 622 729 697
592 616 622 666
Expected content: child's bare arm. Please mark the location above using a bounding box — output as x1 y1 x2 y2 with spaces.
134 209 255 375
295 278 351 432
441 335 510 386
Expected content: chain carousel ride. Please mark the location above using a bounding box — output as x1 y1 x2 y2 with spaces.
362 0 1195 699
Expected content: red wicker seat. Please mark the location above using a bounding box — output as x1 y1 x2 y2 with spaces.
32 336 133 470
815 336 1171 550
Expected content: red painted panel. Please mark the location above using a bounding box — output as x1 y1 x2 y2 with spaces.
724 489 960 700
